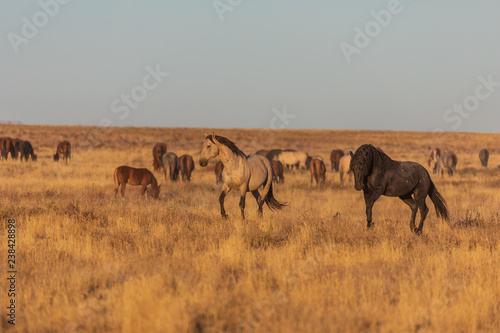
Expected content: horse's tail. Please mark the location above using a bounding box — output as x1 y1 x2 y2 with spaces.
265 182 287 211
451 153 457 169
180 157 187 178
428 180 449 220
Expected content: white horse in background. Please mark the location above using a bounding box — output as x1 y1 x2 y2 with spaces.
274 150 309 170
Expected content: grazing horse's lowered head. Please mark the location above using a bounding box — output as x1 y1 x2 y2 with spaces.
349 145 374 191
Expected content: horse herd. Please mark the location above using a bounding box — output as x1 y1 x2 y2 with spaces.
111 134 494 234
0 132 494 234
0 137 71 163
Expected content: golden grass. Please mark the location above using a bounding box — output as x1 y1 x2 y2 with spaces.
1 124 499 332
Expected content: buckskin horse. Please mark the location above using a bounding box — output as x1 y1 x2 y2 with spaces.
199 134 286 219
350 144 449 234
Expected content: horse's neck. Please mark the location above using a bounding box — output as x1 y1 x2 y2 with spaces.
372 149 393 170
150 175 158 188
219 146 244 172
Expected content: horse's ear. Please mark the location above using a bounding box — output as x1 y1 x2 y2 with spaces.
211 133 219 144
350 151 354 158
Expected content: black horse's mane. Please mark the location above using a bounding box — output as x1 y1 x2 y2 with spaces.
207 135 246 158
354 144 392 172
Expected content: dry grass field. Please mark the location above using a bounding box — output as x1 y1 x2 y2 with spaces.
1 124 499 333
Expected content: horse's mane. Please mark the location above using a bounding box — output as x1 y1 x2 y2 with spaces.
207 135 246 158
354 144 392 172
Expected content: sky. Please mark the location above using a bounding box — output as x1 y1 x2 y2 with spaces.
1 1 499 133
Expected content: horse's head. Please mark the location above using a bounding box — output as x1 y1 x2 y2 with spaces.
199 134 219 167
350 145 373 191
152 184 161 199
33 154 37 162
53 153 59 162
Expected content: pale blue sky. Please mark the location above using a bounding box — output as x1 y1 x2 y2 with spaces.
1 1 499 132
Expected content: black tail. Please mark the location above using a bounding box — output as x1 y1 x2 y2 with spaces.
265 182 287 211
180 157 187 178
428 180 449 220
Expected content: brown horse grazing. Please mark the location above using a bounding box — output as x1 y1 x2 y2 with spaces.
113 166 160 199
54 141 71 163
479 149 489 167
152 143 167 172
350 144 449 234
330 149 345 172
310 158 326 187
271 160 285 183
214 161 224 184
179 154 195 182
0 137 16 160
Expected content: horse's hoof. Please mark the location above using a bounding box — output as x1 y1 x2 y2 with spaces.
414 228 422 235
222 214 228 219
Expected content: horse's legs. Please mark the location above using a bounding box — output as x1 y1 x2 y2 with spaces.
415 199 429 234
140 182 148 199
251 190 264 215
120 183 126 198
239 195 246 220
114 181 120 198
364 189 382 228
219 184 230 219
399 194 418 231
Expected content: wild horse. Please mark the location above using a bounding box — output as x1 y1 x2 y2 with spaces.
199 134 286 219
350 144 449 234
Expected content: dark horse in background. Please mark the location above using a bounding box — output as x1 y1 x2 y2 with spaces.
350 144 449 234
54 140 71 163
479 149 489 167
18 140 37 161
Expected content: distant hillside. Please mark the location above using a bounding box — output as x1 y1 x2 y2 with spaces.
0 120 23 125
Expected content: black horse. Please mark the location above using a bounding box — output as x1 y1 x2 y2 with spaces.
18 140 37 161
350 144 449 234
